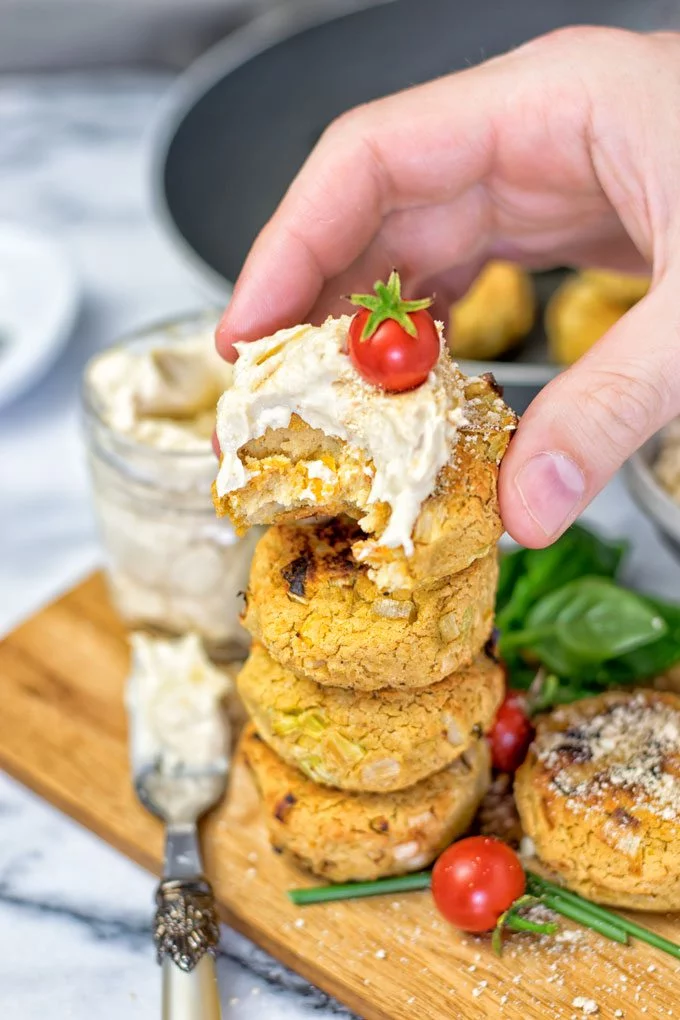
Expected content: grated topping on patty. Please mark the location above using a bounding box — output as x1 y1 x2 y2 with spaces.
538 693 680 822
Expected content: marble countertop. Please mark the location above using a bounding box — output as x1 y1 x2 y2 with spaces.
0 71 351 1020
1 71 679 1020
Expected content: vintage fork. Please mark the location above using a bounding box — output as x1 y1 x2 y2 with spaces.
134 761 226 1020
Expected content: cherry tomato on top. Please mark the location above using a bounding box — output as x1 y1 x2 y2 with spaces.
488 691 534 773
431 836 526 933
348 271 440 392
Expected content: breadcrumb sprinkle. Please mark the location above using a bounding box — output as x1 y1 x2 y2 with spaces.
542 694 680 821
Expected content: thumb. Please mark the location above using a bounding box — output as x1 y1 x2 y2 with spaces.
499 276 680 547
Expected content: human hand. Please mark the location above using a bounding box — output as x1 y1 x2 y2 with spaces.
216 27 680 548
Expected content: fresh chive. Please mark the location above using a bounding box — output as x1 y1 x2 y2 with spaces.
526 874 628 943
527 873 680 960
539 894 628 944
288 871 431 905
505 915 559 936
289 869 680 963
492 893 560 956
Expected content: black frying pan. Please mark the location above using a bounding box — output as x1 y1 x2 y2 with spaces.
154 0 675 409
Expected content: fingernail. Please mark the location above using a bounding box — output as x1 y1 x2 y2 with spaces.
515 452 585 537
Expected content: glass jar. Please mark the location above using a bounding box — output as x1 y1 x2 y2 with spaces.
82 312 259 661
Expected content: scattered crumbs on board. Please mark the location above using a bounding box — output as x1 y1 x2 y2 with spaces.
572 997 599 1015
267 880 673 1018
472 979 489 999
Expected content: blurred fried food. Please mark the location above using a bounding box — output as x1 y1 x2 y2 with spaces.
546 277 625 366
546 270 650 366
581 269 650 304
448 261 535 361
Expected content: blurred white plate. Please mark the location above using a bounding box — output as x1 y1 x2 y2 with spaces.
0 223 80 409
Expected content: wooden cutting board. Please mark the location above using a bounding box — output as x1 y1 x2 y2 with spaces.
1 573 678 1020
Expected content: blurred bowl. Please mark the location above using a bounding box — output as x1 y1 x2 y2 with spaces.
0 222 80 409
624 436 680 559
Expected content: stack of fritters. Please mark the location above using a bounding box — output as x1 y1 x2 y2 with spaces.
220 371 516 883
236 517 501 882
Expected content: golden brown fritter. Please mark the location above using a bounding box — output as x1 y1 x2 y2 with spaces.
242 519 497 690
240 723 491 882
581 269 650 304
237 643 503 792
545 276 625 366
214 372 515 592
515 690 680 911
448 261 536 361
545 270 649 367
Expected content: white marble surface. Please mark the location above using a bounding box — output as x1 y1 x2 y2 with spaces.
0 72 352 1020
1 71 680 1020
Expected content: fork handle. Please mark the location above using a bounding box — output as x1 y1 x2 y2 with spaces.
162 955 221 1020
154 877 222 1020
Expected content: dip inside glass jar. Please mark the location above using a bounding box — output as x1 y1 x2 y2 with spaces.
82 311 258 660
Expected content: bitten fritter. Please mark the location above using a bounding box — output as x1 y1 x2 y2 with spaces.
242 519 497 691
241 724 491 882
515 690 680 911
237 643 503 792
214 372 515 593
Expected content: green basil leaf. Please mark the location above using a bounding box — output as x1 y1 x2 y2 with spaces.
496 525 679 707
557 582 666 661
592 595 680 682
525 577 667 664
526 582 590 628
496 524 627 631
574 524 629 576
506 665 539 690
528 637 592 675
497 547 527 613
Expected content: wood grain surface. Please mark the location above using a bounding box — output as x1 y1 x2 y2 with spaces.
0 573 678 1020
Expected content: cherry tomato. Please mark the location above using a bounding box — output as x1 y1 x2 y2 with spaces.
347 271 439 392
488 691 534 773
431 836 525 932
349 309 440 392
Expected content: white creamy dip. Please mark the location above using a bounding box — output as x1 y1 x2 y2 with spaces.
87 330 233 451
126 632 231 775
214 315 465 554
83 316 259 656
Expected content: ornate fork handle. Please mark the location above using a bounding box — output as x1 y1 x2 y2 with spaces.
154 877 220 971
154 877 222 1020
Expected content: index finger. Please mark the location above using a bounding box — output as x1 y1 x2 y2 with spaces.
215 64 502 359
